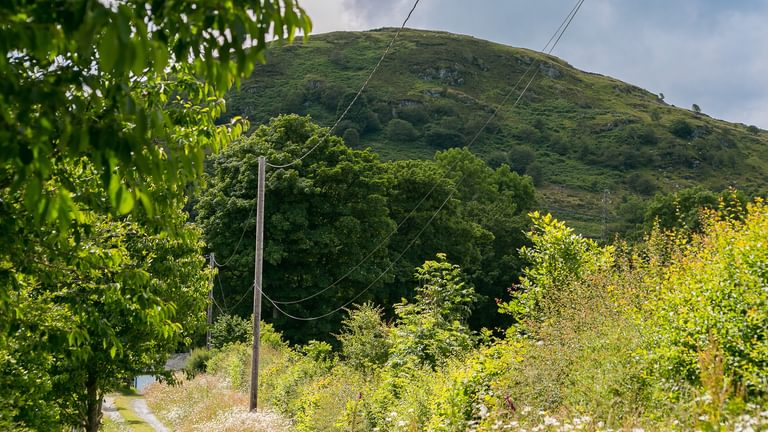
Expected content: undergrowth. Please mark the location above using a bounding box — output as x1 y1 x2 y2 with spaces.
150 201 768 431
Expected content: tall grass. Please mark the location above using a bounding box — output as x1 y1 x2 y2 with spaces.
148 202 768 431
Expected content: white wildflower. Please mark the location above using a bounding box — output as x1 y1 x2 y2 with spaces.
479 403 489 418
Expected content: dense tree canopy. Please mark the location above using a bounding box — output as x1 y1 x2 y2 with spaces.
1 0 311 227
196 115 536 342
197 115 396 342
0 162 210 430
0 1 311 430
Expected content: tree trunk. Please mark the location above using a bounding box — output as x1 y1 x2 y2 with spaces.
84 372 102 432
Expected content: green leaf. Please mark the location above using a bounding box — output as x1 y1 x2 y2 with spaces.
116 186 135 215
98 25 119 72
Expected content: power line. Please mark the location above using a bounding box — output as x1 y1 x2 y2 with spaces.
260 186 454 321
266 0 421 169
211 293 226 315
212 199 257 267
213 1 425 270
227 283 256 312
266 0 586 310
216 271 229 310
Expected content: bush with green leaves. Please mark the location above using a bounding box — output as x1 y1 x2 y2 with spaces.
388 254 477 369
669 118 695 139
335 303 391 371
627 171 658 195
641 200 768 393
425 125 465 149
342 128 360 147
385 118 420 142
500 212 614 324
184 348 212 378
396 104 430 125
210 314 252 349
206 342 252 391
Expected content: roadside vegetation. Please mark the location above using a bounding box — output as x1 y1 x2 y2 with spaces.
153 197 768 431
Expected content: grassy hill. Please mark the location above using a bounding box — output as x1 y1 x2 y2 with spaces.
224 28 768 237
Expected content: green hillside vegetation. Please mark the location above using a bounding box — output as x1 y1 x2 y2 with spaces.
224 28 768 238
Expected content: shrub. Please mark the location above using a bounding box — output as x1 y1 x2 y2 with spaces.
641 201 768 392
388 254 477 369
370 101 394 124
319 83 347 110
622 125 659 146
342 128 360 147
669 119 694 139
508 145 536 174
261 321 289 349
396 104 430 125
513 125 542 144
206 342 251 391
485 150 509 168
301 340 334 364
499 212 614 324
336 92 379 132
385 118 419 142
336 303 391 371
210 314 251 349
627 172 658 195
428 340 527 431
332 119 358 137
424 125 465 149
525 161 544 186
184 348 213 378
280 90 307 114
428 101 457 118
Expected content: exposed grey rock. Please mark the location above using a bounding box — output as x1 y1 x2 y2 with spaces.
539 63 561 79
305 79 323 89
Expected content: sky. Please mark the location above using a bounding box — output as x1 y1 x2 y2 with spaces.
300 0 768 130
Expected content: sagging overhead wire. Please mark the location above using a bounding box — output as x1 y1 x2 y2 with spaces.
268 0 585 307
259 188 453 321
266 0 422 169
266 0 587 320
211 199 257 268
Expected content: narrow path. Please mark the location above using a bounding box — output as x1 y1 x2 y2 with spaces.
102 396 126 423
102 390 169 432
131 398 169 432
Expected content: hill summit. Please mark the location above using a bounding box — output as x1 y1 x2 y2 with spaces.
225 28 768 237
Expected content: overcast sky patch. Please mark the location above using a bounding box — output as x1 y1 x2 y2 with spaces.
302 0 768 129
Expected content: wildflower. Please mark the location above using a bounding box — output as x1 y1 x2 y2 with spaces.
479 404 489 418
521 406 532 415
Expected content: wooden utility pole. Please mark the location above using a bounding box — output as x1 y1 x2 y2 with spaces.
250 156 266 412
602 189 609 242
206 252 214 349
